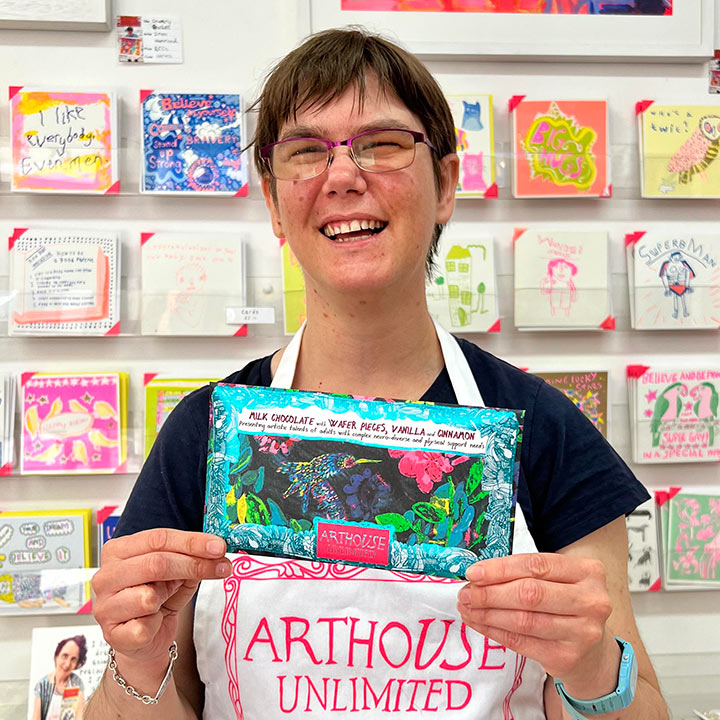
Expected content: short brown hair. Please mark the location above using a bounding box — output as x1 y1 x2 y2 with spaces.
250 27 456 273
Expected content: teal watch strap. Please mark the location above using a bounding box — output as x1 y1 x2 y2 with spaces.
554 637 638 719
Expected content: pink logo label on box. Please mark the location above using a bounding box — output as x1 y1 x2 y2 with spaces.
315 520 391 566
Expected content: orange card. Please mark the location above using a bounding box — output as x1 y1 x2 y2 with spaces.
512 99 610 198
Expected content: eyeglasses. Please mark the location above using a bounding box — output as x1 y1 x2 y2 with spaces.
260 128 436 181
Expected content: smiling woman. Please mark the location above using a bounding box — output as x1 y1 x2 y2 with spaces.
88 26 666 720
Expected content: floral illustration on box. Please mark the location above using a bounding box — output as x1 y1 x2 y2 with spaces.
205 385 521 578
340 0 672 14
668 494 720 582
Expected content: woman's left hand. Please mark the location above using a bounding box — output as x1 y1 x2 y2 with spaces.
457 552 621 691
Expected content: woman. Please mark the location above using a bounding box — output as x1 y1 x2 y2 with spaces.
88 29 667 719
32 635 86 720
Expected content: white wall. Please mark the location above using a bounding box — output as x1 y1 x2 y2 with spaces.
0 1 718 718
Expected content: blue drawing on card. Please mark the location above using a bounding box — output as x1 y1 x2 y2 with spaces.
659 251 695 319
142 92 247 194
461 101 483 132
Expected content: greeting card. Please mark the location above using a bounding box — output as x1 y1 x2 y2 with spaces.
141 232 246 336
664 489 720 587
445 93 496 198
140 91 247 195
0 509 91 615
0 375 16 474
627 365 720 464
21 372 128 474
626 230 720 330
626 499 661 592
204 384 522 580
9 229 120 336
533 370 608 437
281 240 306 335
427 235 500 332
144 375 217 457
514 228 613 330
511 97 610 198
638 103 720 199
9 87 118 194
27 624 108 720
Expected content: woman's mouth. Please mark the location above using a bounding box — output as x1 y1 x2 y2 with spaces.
320 219 388 243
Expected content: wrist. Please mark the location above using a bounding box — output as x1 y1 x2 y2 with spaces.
105 644 178 704
558 631 622 701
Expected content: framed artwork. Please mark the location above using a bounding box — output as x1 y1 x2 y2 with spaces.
309 0 712 60
0 0 111 31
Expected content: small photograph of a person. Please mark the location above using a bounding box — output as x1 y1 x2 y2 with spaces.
659 250 695 319
32 635 86 720
540 257 578 316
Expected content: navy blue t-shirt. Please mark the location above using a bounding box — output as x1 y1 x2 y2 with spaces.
115 337 649 551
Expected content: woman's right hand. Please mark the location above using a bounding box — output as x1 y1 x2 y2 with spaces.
92 529 231 665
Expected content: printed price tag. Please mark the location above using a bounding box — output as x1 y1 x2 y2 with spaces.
225 307 275 325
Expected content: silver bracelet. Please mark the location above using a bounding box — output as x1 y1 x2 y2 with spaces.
107 641 178 705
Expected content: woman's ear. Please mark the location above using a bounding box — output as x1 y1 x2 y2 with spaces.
261 175 284 239
436 153 459 225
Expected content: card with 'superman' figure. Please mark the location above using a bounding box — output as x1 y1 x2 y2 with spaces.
140 91 248 196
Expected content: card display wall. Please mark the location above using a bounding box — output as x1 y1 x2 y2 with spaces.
0 1 719 718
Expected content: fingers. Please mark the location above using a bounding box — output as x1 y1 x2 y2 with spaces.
93 551 231 596
465 552 603 586
102 528 226 562
94 580 188 626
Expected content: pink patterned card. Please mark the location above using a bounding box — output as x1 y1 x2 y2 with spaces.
21 372 127 474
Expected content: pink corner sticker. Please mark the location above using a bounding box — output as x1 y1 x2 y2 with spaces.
487 319 501 333
140 89 154 104
9 228 28 250
105 322 121 336
96 505 118 525
649 579 662 592
512 228 527 245
234 185 249 197
484 183 498 199
625 231 646 247
234 325 248 337
104 181 120 195
144 373 158 386
77 600 93 615
140 232 155 246
600 316 616 330
626 364 650 379
508 95 525 113
316 521 391 566
9 86 22 100
635 100 654 115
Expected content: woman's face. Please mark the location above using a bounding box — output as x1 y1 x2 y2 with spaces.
553 261 572 281
262 74 458 302
54 641 80 680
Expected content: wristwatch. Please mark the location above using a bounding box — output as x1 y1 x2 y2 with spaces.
554 637 638 719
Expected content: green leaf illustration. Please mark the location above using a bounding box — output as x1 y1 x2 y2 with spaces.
376 512 411 532
412 502 444 524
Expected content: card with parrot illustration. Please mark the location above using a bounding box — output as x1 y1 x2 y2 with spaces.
627 365 720 464
21 372 128 474
0 509 91 615
204 384 523 579
638 103 720 199
511 98 610 198
626 230 720 330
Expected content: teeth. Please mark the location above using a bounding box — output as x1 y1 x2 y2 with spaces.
321 219 386 238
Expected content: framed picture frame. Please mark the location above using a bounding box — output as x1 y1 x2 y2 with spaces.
309 0 714 62
0 0 111 31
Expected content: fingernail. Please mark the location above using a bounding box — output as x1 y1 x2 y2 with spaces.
216 561 231 576
207 539 225 555
458 588 471 605
466 564 483 581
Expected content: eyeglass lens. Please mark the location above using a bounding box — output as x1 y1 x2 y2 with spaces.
270 129 417 180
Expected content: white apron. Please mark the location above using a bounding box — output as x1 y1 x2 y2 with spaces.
196 321 547 719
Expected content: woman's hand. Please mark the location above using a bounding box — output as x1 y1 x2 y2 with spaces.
457 552 622 695
92 529 231 666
